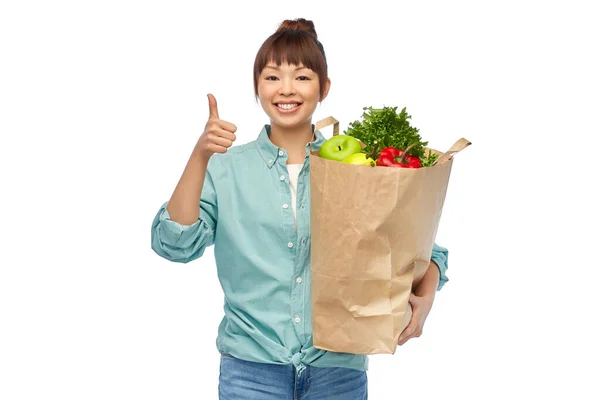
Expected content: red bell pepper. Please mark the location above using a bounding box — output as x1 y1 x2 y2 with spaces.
376 144 422 168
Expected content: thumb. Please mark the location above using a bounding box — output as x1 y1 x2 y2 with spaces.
409 293 418 306
207 93 219 120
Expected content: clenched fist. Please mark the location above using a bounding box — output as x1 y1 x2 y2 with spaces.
194 94 237 159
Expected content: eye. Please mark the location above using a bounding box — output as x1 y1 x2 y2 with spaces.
297 76 310 81
265 76 278 81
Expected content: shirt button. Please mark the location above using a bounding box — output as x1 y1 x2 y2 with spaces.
296 277 302 284
294 316 301 323
268 159 273 164
280 175 285 181
279 150 284 156
300 204 305 209
288 242 294 248
301 238 306 244
282 204 289 209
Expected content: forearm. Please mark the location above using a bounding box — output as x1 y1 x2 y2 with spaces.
414 260 441 299
166 151 209 226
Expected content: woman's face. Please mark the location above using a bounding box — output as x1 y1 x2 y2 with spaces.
257 61 329 130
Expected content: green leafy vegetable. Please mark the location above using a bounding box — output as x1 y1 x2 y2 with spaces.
344 106 439 167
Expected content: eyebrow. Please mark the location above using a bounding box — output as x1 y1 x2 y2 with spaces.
264 65 308 71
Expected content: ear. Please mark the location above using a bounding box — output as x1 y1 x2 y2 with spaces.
320 78 331 102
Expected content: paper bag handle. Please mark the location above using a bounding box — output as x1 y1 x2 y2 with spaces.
431 138 472 166
311 116 340 153
313 116 369 149
315 116 339 135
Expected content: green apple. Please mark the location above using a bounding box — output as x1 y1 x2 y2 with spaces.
342 152 376 167
319 135 362 162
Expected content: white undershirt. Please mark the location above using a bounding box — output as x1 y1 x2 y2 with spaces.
286 164 303 228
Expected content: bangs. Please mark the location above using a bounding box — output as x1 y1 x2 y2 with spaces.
259 31 325 72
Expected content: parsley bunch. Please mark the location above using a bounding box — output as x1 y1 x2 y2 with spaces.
344 106 439 167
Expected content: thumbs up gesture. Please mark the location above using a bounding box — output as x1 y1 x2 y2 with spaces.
195 94 237 159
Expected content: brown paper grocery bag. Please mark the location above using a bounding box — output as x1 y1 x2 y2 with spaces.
310 116 470 355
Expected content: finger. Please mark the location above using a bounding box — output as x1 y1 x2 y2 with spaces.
397 335 412 346
398 325 415 344
207 93 219 120
216 119 237 134
397 317 419 344
206 119 237 137
208 119 237 136
398 328 422 346
208 127 236 142
207 143 229 154
409 293 418 305
208 132 233 149
408 293 423 311
398 330 415 346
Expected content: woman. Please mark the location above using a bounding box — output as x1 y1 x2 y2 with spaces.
151 18 449 399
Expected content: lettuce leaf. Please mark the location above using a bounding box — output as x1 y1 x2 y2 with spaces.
344 106 439 166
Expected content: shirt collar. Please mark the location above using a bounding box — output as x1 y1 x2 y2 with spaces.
256 124 327 168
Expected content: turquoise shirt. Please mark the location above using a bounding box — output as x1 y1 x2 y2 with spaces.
150 125 449 374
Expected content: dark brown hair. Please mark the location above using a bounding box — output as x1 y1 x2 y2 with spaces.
253 18 328 99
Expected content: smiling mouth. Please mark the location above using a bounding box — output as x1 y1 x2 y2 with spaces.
276 103 302 110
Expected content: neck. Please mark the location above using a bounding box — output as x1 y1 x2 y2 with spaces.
269 121 315 164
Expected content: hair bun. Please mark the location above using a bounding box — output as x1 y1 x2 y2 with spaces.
276 18 318 40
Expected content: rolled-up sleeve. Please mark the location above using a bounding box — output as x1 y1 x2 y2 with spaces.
150 163 218 264
431 242 449 290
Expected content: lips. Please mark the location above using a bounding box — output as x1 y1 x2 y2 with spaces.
274 102 302 113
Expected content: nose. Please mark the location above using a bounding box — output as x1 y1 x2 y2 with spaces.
279 78 296 96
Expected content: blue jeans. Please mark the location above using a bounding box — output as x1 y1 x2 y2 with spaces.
218 353 368 399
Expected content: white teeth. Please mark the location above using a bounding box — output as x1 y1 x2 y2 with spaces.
277 103 299 110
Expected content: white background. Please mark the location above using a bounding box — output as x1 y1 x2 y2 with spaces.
1 0 599 399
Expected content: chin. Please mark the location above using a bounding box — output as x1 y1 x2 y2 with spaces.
270 117 310 130
267 113 303 127
268 107 315 128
